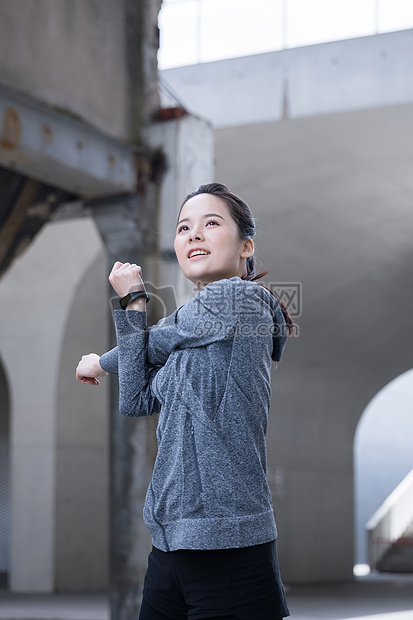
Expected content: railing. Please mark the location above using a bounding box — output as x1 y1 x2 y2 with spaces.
366 469 413 570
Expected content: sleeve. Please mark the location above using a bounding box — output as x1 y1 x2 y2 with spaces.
97 287 235 374
98 307 185 375
147 279 241 365
113 309 161 417
110 279 286 417
148 277 287 365
106 282 241 417
99 347 118 374
98 308 183 373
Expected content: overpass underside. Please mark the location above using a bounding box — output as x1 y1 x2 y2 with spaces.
161 29 413 582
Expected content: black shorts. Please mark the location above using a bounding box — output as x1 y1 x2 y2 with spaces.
142 540 290 619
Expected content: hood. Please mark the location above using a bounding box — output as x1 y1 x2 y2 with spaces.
272 301 287 363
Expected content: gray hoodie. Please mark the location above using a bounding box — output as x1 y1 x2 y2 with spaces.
100 277 287 552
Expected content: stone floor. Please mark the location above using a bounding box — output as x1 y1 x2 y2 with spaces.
0 572 412 620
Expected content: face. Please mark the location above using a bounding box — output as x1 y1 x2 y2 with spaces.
174 193 254 289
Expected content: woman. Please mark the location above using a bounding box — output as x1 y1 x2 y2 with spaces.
76 183 293 620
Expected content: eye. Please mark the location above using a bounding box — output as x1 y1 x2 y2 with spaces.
177 224 189 233
206 220 218 227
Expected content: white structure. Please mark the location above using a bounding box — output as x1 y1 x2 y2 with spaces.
355 370 413 565
367 469 413 569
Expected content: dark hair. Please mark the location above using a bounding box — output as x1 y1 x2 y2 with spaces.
180 183 295 335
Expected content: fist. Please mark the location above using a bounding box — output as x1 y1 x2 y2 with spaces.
76 353 108 386
109 261 144 298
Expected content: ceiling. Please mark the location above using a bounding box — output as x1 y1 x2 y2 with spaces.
215 102 413 309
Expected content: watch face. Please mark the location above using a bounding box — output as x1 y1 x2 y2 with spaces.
120 294 131 310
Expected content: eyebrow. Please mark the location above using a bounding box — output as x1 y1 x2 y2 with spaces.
177 212 225 226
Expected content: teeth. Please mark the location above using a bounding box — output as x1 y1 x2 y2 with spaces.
189 250 209 258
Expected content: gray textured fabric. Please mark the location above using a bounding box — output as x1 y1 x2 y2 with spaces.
100 277 287 552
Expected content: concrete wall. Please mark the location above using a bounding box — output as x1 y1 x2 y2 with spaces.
0 0 161 141
0 218 109 592
214 115 413 583
160 30 413 583
162 29 413 128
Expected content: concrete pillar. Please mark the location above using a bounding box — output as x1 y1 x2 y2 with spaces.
91 113 214 617
146 112 214 297
93 196 156 619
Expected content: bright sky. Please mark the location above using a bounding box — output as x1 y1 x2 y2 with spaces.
158 0 413 69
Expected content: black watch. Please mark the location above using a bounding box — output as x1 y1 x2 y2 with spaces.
119 290 150 310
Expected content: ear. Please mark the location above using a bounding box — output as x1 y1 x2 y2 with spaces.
240 237 254 258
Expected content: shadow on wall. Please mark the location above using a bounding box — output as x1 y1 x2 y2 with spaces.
354 369 413 567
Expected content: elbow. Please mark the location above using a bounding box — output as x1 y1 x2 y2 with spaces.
119 407 135 418
118 398 140 417
118 394 154 418
117 382 159 417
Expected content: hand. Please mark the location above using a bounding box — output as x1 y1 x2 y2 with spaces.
109 261 144 298
76 353 108 386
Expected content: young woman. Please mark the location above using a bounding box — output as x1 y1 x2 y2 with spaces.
76 183 293 620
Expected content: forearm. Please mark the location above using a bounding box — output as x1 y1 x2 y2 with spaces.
114 309 160 416
99 298 146 373
77 260 147 386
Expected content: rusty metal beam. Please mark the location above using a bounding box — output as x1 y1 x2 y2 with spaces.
0 177 40 267
0 168 73 278
0 84 138 200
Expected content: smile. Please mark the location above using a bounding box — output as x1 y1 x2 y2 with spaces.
188 250 210 259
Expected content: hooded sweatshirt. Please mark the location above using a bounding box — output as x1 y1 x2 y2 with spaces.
100 277 287 552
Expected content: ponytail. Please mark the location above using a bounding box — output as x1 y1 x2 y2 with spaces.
243 255 296 336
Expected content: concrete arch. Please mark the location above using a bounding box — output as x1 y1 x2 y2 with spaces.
55 249 109 591
354 369 413 567
0 354 11 586
0 216 106 592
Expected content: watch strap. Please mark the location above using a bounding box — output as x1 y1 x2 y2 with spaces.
119 290 150 310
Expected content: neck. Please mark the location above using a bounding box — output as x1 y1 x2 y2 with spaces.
192 270 249 291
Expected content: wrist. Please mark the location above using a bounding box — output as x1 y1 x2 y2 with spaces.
96 355 108 377
125 298 146 311
119 289 150 310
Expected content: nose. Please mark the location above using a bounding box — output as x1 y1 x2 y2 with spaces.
189 227 204 242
